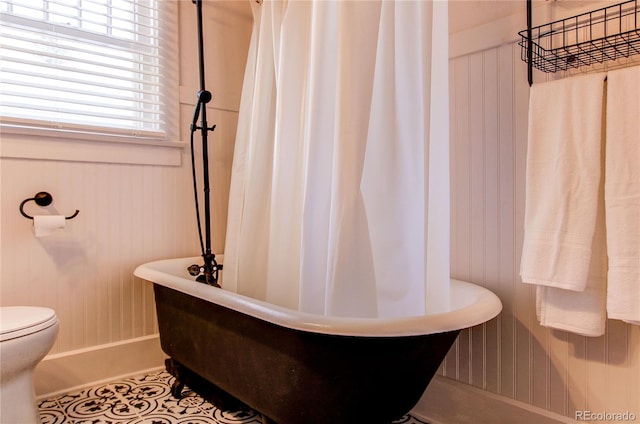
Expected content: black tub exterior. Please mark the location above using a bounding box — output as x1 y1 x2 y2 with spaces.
153 284 460 424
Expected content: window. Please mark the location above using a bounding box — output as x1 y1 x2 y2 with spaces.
0 0 180 162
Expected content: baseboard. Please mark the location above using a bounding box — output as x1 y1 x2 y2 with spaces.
34 335 167 399
412 375 575 424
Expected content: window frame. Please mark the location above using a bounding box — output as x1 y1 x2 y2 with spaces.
0 0 184 166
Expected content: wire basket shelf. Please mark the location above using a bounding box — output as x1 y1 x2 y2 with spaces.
519 0 640 73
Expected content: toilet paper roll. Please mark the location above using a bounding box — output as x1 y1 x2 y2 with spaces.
33 215 66 237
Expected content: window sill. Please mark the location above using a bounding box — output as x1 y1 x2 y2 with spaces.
0 130 186 166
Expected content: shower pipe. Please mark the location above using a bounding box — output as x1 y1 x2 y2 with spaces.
189 0 221 287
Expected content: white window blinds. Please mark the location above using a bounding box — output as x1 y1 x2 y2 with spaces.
0 0 178 142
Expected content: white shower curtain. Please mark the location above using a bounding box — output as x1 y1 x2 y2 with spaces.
224 0 450 318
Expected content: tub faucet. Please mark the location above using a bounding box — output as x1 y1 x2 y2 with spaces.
187 254 222 288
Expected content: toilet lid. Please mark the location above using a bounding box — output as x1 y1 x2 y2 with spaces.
0 306 58 342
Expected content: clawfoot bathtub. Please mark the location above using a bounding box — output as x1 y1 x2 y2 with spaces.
135 257 501 424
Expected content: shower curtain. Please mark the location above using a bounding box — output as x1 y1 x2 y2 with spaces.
224 0 450 318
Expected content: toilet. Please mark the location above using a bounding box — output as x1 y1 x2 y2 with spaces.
0 306 59 424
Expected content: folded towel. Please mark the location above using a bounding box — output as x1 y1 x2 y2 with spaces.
521 72 607 291
604 66 640 324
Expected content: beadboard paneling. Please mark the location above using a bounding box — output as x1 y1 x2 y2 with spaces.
0 115 239 355
446 40 640 420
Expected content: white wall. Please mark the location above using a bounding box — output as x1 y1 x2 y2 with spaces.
442 1 640 420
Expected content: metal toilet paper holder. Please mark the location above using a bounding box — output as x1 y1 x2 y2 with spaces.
19 192 79 220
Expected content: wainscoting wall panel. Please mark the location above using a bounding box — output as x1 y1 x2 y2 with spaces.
445 39 640 420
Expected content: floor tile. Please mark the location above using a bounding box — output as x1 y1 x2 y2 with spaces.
39 371 428 423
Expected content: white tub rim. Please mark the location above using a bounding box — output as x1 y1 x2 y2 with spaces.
135 256 502 337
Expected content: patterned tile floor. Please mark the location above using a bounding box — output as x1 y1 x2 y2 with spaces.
39 371 429 424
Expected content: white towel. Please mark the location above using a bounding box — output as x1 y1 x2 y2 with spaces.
604 67 640 324
522 72 608 336
535 181 608 337
521 73 607 290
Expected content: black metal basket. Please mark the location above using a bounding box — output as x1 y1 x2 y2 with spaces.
519 0 640 74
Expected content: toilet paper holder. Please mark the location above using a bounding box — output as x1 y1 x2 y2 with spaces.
19 192 79 220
